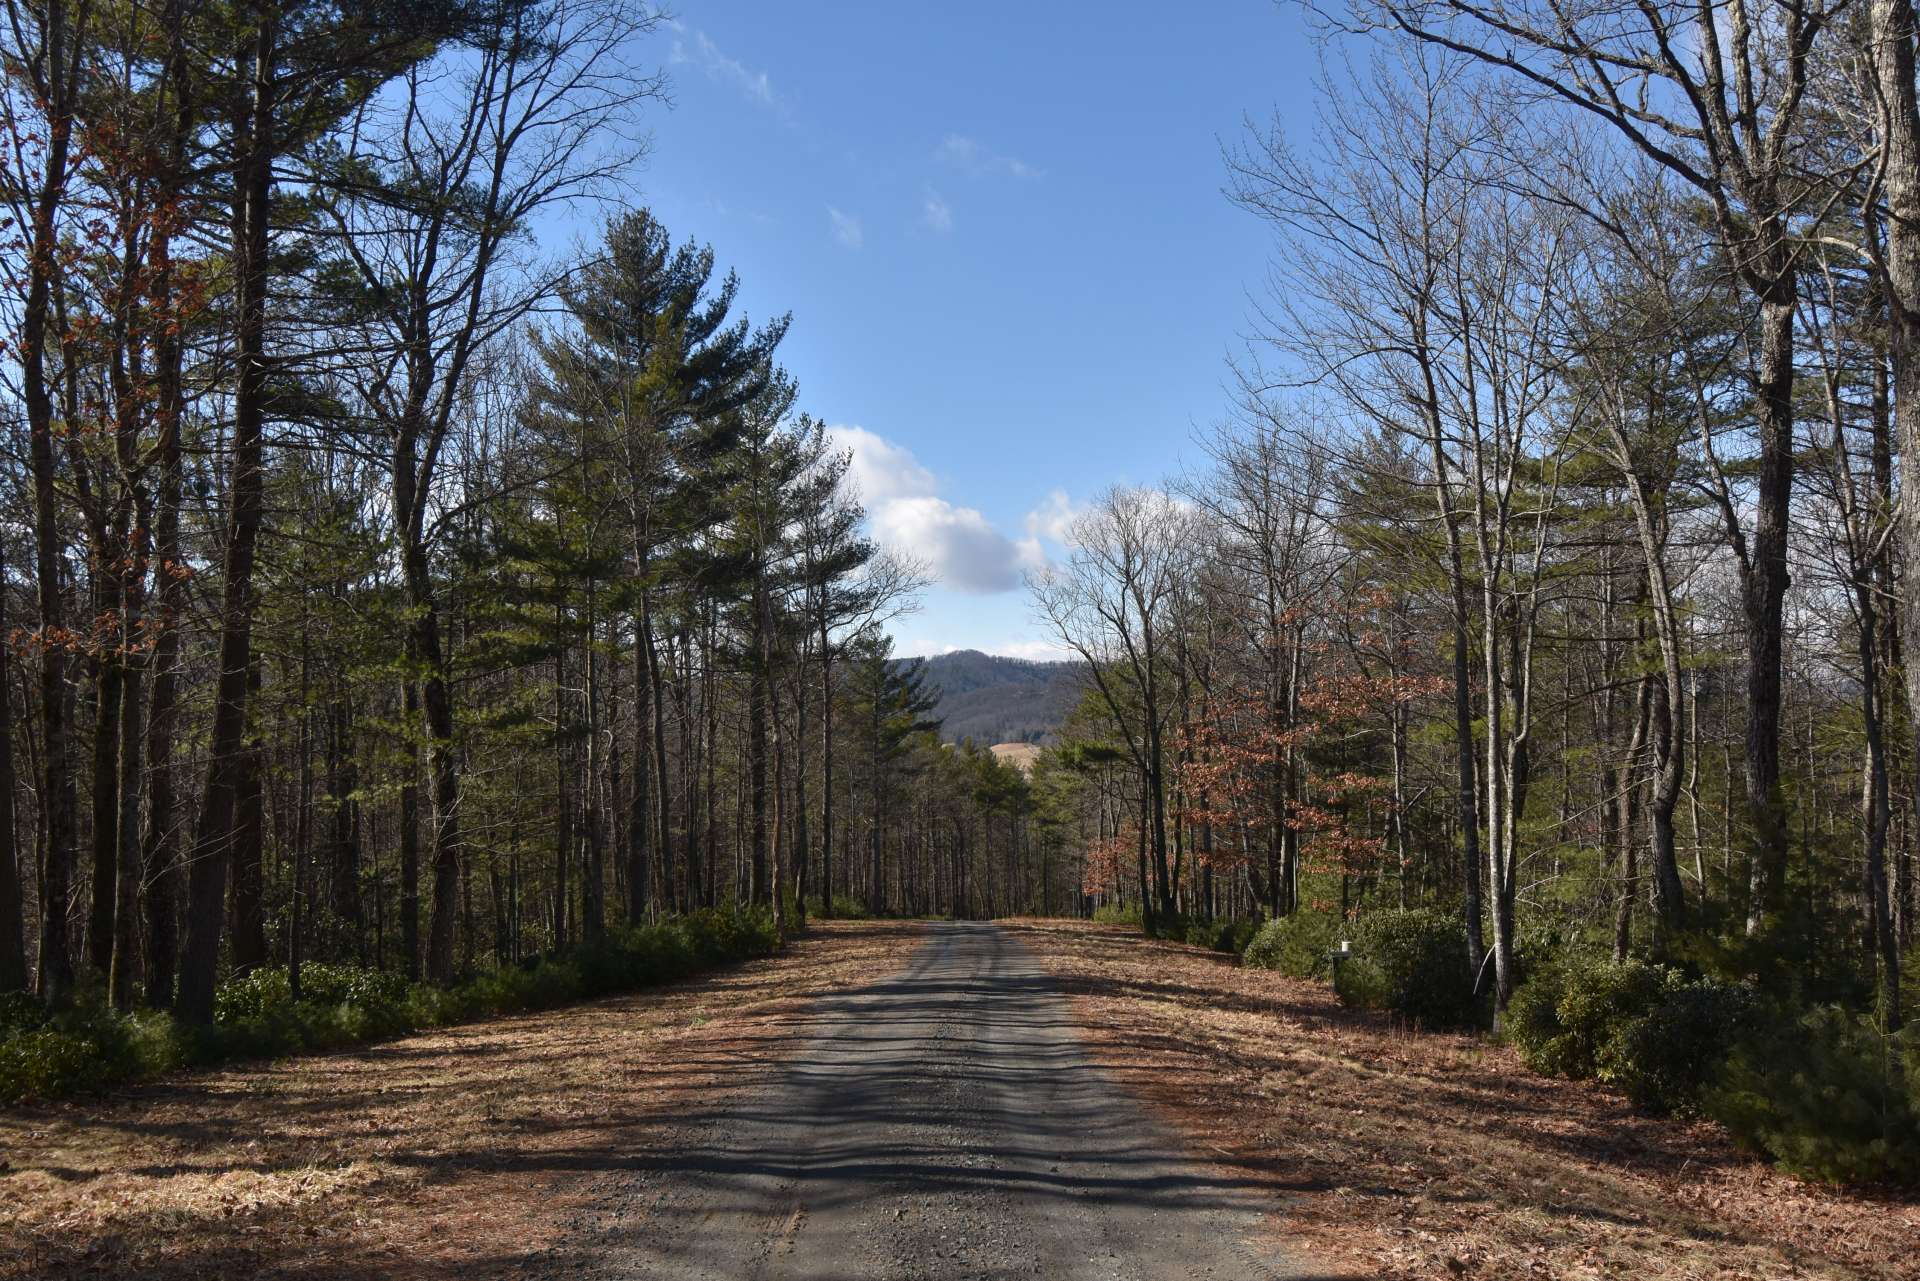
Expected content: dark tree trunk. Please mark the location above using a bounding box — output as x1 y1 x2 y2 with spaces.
792 656 810 925
748 584 770 907
178 17 275 1023
629 607 653 924
228 664 268 975
400 674 422 979
139 21 189 1009
141 466 184 1008
108 629 146 1008
417 600 463 981
86 651 123 979
0 548 26 993
582 639 605 940
24 0 81 1005
648 603 671 913
1614 678 1651 961
553 646 570 951
1742 282 1795 937
1870 0 1920 1007
819 625 835 915
326 692 361 947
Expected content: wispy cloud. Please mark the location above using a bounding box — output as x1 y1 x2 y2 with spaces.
1024 488 1081 544
828 206 864 249
935 134 1041 179
1012 488 1081 574
921 187 954 233
670 30 775 108
996 638 1074 661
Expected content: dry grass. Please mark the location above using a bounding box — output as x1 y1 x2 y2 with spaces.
0 920 924 1281
1004 919 1920 1281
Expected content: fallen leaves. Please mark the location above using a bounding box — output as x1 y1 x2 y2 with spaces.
1005 919 1920 1281
0 921 924 1281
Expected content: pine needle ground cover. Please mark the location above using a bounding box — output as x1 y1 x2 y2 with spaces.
1007 920 1919 1281
0 921 924 1281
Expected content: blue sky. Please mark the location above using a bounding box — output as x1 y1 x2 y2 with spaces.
631 2 1316 657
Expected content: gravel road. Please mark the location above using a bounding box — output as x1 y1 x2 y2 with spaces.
567 922 1312 1280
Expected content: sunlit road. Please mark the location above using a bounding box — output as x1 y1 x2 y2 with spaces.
580 922 1315 1281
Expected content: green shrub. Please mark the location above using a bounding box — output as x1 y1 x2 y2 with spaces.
1507 954 1761 1114
0 907 780 1106
1606 978 1759 1113
0 1030 117 1101
1709 1006 1920 1185
212 962 413 1029
809 894 871 919
1503 966 1568 1070
0 990 50 1037
1334 908 1478 1028
1218 917 1262 954
1180 917 1257 953
1242 912 1340 978
1510 957 1667 1079
0 1004 143 1103
212 966 297 1024
1091 902 1142 926
1555 958 1673 1079
300 963 412 1011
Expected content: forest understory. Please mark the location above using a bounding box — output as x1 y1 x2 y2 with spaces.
6 919 1915 1280
0 921 925 1281
1012 921 1918 1281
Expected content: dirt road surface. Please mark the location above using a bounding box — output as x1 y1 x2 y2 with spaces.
568 922 1318 1281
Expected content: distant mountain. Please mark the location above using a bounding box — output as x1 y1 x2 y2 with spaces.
904 649 1085 747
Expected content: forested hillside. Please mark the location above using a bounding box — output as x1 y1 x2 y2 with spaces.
908 650 1083 745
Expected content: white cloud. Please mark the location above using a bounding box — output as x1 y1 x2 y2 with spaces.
921 187 954 233
874 497 1025 594
826 425 1028 596
828 205 863 249
1024 488 1080 544
1009 488 1082 575
896 642 963 658
936 133 1041 179
996 638 1075 661
671 30 775 107
829 425 935 506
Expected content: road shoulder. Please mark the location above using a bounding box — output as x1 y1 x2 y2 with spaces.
1004 919 1916 1281
0 921 926 1281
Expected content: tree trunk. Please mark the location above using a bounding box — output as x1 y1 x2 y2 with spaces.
1870 0 1920 1005
647 602 671 913
749 583 771 908
136 0 194 1014
141 488 184 1008
400 674 422 978
1614 677 1652 961
108 629 146 1008
177 17 276 1023
0 547 26 993
1742 282 1795 937
583 635 605 940
86 650 123 979
819 628 835 915
24 0 80 1004
629 602 653 923
229 663 268 975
